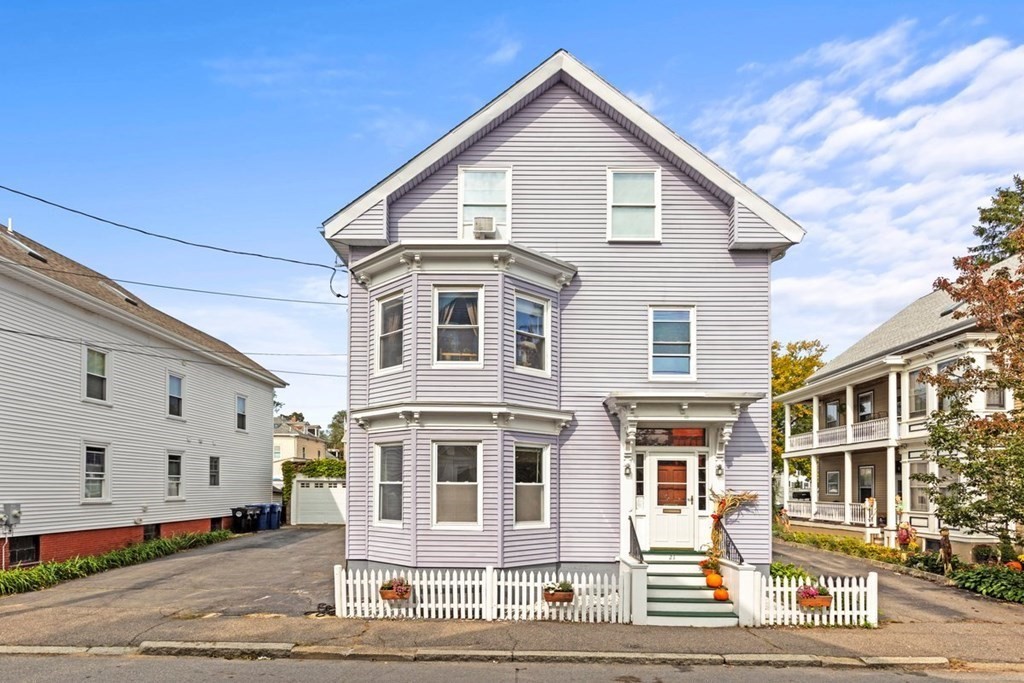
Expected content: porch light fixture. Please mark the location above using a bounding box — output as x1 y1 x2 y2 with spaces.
624 462 632 476
715 463 724 477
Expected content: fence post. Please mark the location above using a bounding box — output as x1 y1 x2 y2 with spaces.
618 559 631 625
866 572 878 627
630 562 648 625
484 565 495 621
334 564 344 618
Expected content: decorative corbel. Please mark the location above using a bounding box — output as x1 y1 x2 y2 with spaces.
731 402 741 416
355 273 370 287
505 413 516 426
356 417 368 430
399 253 421 270
679 402 689 416
558 418 570 431
555 273 573 289
410 411 420 427
716 423 734 459
491 412 500 426
625 418 638 454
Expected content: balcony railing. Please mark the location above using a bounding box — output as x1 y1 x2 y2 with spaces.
788 433 812 450
787 418 892 452
786 499 878 527
852 417 888 443
818 425 846 447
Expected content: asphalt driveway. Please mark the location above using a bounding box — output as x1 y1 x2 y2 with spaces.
773 541 1024 625
0 526 348 646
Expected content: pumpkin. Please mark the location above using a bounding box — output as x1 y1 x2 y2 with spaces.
705 572 723 588
713 587 729 602
1007 561 1023 572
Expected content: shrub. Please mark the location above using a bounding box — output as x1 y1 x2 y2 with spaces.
973 544 999 564
770 561 811 580
998 538 1018 563
775 529 905 564
952 565 1024 603
904 551 963 575
0 531 232 596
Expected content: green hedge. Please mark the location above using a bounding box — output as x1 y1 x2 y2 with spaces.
770 561 811 580
775 528 906 564
0 530 233 596
952 565 1024 603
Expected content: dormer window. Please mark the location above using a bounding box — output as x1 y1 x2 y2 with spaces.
460 168 509 240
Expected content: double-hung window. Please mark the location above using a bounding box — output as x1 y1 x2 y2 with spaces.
236 395 247 430
433 443 480 527
857 465 874 503
168 373 183 417
825 400 840 428
857 391 873 422
937 360 956 410
376 444 403 524
435 289 481 364
608 169 660 241
514 445 547 526
209 456 220 486
908 457 930 513
83 444 108 500
515 294 548 373
377 294 404 371
650 308 693 378
909 369 927 416
460 168 509 239
85 348 108 401
167 452 183 498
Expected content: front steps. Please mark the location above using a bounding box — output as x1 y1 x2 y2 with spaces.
644 549 739 627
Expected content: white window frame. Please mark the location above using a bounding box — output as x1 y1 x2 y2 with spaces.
513 291 550 378
907 460 930 513
235 394 247 432
513 443 550 529
824 400 840 428
373 443 404 528
909 369 927 416
607 168 662 242
166 451 185 500
167 370 185 419
273 445 281 458
431 442 483 530
81 441 111 503
648 306 696 381
375 291 405 375
458 166 512 240
83 346 111 405
825 470 840 496
432 286 485 369
209 456 220 487
857 464 875 502
857 390 874 423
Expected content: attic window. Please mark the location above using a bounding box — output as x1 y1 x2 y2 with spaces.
2 232 48 263
101 281 138 306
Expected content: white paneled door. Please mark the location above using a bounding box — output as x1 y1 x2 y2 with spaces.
649 454 696 548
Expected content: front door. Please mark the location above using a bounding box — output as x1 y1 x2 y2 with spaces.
649 456 696 548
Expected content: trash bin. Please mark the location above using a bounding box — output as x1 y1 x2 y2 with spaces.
250 504 271 531
246 504 264 532
269 503 282 529
231 506 250 533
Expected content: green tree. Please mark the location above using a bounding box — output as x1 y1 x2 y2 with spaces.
324 410 347 453
969 174 1024 265
771 340 827 473
272 391 283 414
283 411 305 423
919 226 1024 548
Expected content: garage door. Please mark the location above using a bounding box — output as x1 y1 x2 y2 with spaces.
292 478 346 525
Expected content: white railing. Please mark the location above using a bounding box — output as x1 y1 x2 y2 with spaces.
814 501 846 523
852 418 889 443
788 433 812 450
758 573 878 627
817 425 847 447
334 566 622 623
850 501 878 527
786 500 811 519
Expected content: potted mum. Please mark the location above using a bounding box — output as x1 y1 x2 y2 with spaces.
698 556 720 576
379 576 411 601
542 580 574 604
796 583 832 609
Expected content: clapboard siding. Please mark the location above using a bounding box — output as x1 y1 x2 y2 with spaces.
503 277 559 408
0 274 275 539
366 276 413 405
361 428 414 566
342 199 386 241
734 201 783 244
503 431 559 566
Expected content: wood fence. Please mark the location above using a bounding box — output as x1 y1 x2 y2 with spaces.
758 572 878 626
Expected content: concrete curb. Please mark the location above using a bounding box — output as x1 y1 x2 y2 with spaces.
0 646 89 656
137 641 295 659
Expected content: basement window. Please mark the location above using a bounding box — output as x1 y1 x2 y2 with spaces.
9 535 39 566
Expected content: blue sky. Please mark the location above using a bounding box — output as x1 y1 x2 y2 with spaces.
2 2 1023 424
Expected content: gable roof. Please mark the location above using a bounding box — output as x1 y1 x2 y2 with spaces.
323 49 804 253
0 228 285 386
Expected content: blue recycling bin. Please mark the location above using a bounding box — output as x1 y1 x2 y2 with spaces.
248 503 270 531
269 503 282 529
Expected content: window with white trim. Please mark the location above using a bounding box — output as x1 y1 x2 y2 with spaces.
377 294 404 371
85 348 108 401
435 289 481 364
209 456 220 486
986 386 1006 409
433 443 480 526
168 373 183 417
908 460 929 513
460 168 509 239
825 400 840 428
650 308 693 377
376 444 403 524
857 465 874 503
515 294 548 372
167 452 183 498
83 445 108 500
514 445 547 526
857 391 873 422
236 395 247 430
937 360 956 410
608 169 660 240
909 369 927 416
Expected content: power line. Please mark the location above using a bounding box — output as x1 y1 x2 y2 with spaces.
0 326 348 378
0 259 348 304
0 183 340 272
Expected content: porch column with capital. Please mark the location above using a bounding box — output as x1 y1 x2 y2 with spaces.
809 455 819 520
885 446 897 530
783 403 791 450
782 457 791 505
843 451 853 524
887 370 898 441
845 385 855 444
811 396 820 448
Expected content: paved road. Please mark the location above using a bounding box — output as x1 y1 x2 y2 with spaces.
0 656 1020 683
773 541 1024 625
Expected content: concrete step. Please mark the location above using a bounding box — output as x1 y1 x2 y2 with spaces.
643 572 707 586
646 611 740 628
646 563 703 575
646 597 735 614
647 585 718 600
644 549 704 562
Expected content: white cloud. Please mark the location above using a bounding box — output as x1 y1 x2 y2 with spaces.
485 38 521 65
882 37 1009 102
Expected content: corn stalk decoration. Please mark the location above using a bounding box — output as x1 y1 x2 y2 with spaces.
708 489 758 560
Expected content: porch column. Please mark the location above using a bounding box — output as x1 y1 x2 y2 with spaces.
845 384 855 443
900 369 911 422
887 370 898 441
783 403 792 450
811 396 820 448
843 450 853 524
809 455 819 520
885 446 897 530
782 457 791 505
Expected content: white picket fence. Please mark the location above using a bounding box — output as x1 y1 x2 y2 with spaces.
758 572 878 626
334 565 622 623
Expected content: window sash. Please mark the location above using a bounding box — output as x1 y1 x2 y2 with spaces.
209 457 220 486
378 297 404 370
857 392 873 422
378 444 403 522
86 349 107 400
651 309 692 376
84 446 106 499
236 396 247 430
515 296 547 371
169 375 183 416
986 387 1005 409
610 171 658 239
908 462 929 512
168 455 183 497
436 291 480 363
825 401 840 428
434 444 480 525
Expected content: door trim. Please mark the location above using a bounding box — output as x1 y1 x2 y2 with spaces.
646 451 698 550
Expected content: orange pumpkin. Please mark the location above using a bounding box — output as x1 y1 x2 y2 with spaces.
713 587 729 602
1007 561 1023 572
706 572 723 588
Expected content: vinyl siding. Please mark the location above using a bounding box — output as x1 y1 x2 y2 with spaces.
0 273 275 539
362 428 414 566
503 277 559 408
816 450 889 506
503 431 559 566
733 201 784 244
367 276 414 405
342 199 386 241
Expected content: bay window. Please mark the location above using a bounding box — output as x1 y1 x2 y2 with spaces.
377 294 404 371
376 444 403 524
514 445 547 526
515 294 548 373
435 289 481 364
433 443 481 526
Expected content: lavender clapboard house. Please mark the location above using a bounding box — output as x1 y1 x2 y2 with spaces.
323 51 804 616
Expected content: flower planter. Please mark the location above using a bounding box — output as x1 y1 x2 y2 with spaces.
797 595 832 609
380 588 411 601
543 591 574 604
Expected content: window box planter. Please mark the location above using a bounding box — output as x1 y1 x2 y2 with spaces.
797 595 832 609
542 591 574 604
379 588 411 601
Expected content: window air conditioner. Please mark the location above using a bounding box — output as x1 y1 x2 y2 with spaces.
473 216 497 239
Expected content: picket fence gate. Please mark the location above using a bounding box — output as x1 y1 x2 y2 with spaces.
334 565 622 623
758 572 878 626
